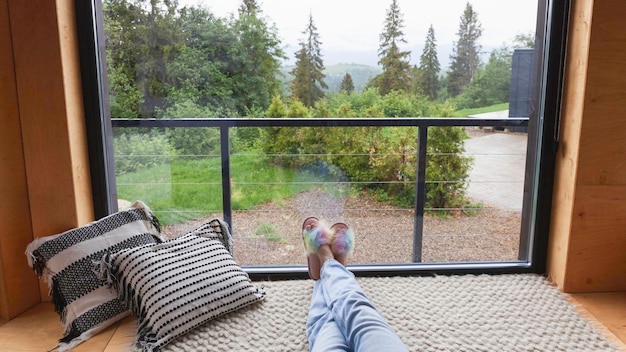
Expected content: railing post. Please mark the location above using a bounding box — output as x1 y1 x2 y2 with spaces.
220 126 233 229
413 126 428 262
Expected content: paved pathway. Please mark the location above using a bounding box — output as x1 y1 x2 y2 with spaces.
463 131 528 210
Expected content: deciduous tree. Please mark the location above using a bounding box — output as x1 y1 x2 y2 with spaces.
238 0 260 15
167 7 238 114
104 0 151 117
138 0 183 116
455 45 512 108
513 32 535 49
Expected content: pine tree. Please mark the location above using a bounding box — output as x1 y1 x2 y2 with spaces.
447 2 483 97
418 25 441 100
291 45 312 106
235 0 285 113
339 73 355 94
372 0 412 96
290 13 327 107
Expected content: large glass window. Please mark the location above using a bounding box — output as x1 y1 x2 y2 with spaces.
79 0 568 277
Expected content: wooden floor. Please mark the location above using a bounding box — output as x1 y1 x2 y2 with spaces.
0 304 138 352
0 293 625 351
568 292 626 351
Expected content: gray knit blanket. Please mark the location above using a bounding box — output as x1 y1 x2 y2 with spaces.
159 274 618 352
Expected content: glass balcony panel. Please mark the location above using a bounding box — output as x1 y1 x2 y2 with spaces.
113 127 224 228
421 126 528 263
228 126 418 266
111 123 529 267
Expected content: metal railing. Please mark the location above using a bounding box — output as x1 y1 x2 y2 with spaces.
112 117 529 267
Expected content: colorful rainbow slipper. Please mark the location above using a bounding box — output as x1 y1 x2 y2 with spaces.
302 217 333 280
330 222 355 256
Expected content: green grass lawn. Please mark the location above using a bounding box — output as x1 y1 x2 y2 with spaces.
451 103 509 117
116 153 319 224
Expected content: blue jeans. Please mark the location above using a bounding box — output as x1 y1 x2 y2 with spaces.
306 260 409 352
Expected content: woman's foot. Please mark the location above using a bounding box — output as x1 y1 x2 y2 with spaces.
329 223 354 266
315 245 334 267
302 217 332 280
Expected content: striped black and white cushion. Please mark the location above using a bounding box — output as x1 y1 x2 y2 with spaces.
104 220 265 352
25 201 162 352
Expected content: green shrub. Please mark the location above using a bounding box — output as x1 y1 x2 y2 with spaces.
233 127 263 152
167 127 221 157
260 90 473 212
113 131 172 174
156 99 223 157
426 126 473 210
382 90 418 117
286 99 311 117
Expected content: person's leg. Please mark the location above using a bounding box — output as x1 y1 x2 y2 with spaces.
306 281 350 352
317 223 408 352
303 218 406 352
303 217 350 351
319 259 408 352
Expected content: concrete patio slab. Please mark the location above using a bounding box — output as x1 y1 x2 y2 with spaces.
464 131 528 211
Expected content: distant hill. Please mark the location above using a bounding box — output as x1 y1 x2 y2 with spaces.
279 63 382 94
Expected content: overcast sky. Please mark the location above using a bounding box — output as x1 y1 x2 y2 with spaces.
182 0 539 66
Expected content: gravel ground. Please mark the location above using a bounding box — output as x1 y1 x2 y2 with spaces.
162 188 522 266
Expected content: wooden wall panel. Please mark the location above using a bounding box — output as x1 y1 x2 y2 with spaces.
565 0 626 292
548 0 626 292
546 0 592 290
576 4 626 186
0 0 40 320
56 0 95 219
567 186 626 290
7 0 94 303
